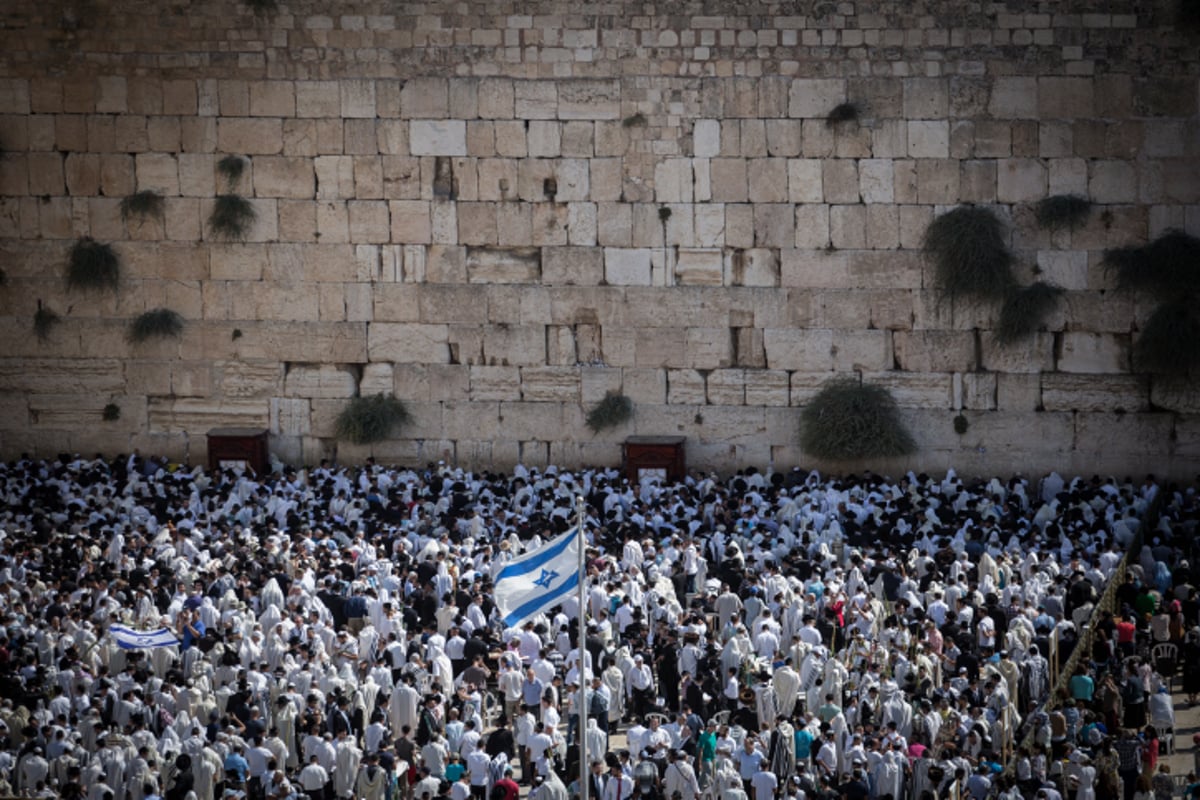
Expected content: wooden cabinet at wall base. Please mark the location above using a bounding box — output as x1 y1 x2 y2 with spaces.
207 428 269 474
623 436 686 485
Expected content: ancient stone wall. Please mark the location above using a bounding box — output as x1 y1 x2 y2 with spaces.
0 0 1198 475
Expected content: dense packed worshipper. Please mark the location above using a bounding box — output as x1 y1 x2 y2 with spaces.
0 450 1191 800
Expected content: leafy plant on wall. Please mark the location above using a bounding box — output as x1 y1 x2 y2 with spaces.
800 377 916 461
586 392 633 433
209 155 256 240
128 308 185 343
66 237 120 292
923 205 1016 304
1105 229 1200 378
336 394 413 445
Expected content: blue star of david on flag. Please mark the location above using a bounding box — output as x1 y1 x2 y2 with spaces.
493 527 583 628
532 568 559 589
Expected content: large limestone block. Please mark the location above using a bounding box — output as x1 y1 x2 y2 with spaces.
482 324 546 367
148 398 268 433
694 119 721 157
744 370 790 406
1059 332 1130 373
217 118 282 155
781 249 922 289
666 369 706 404
655 159 693 203
368 322 450 363
213 361 283 399
27 393 118 429
465 246 541 283
764 329 834 371
634 327 685 368
692 406 767 445
557 79 620 120
1073 412 1175 459
0 358 125 394
521 366 580 401
892 330 977 372
997 158 1047 203
789 79 846 118
543 246 603 286
441 400 501 440
674 248 724 286
358 362 394 396
270 397 311 436
621 368 666 404
706 369 746 405
253 157 315 199
283 364 359 399
467 364 519 401
862 371 955 408
514 81 557 119
980 332 1055 373
497 401 566 440
409 120 467 156
989 77 1038 119
623 287 729 329
686 327 733 368
604 248 652 286
1041 373 1148 412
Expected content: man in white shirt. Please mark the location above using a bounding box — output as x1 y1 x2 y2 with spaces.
602 762 632 800
663 750 701 800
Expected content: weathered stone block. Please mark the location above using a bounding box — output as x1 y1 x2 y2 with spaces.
409 120 467 156
864 371 954 408
217 118 282 154
686 327 733 368
706 369 746 405
980 332 1055 373
903 77 949 118
892 330 976 372
1041 373 1147 412
747 158 788 202
789 79 846 118
997 158 1047 203
907 120 949 158
694 119 720 157
466 365 519 401
283 364 358 399
481 324 545 366
989 77 1038 119
710 159 748 202
147 398 268 434
521 367 579 401
368 322 449 363
1059 332 1130 373
673 248 723 286
604 248 652 286
666 369 706 404
557 79 620 120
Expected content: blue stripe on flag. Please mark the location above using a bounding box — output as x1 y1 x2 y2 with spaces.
110 625 180 649
500 569 581 628
495 526 577 583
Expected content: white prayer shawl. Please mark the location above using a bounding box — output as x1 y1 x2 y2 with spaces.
333 740 362 798
389 683 419 734
773 665 802 717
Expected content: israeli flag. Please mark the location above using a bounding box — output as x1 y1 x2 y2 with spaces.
110 624 181 650
494 526 582 629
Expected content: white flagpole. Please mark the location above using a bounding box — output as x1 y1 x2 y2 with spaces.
577 495 589 800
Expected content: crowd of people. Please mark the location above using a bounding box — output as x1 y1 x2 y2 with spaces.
0 450 1194 800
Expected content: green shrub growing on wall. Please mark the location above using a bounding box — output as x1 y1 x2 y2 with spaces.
825 101 859 127
120 190 164 224
1034 194 1092 232
336 394 413 444
586 392 633 433
66 237 120 292
1135 300 1200 376
923 206 1015 303
208 194 256 241
1105 229 1200 378
800 377 916 461
993 282 1065 345
128 308 184 343
33 301 59 342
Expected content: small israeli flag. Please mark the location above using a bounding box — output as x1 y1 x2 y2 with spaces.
494 526 582 629
110 624 181 650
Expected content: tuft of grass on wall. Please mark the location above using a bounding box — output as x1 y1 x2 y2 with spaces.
825 101 860 127
0 267 7 286
585 392 633 433
128 308 184 343
102 403 121 421
1034 194 1092 232
245 0 278 14
800 377 916 461
33 301 60 342
66 237 120 292
216 155 247 189
622 112 647 128
1135 300 1200 376
207 194 256 241
1104 229 1200 300
922 206 1015 303
120 190 165 224
336 393 413 444
993 282 1065 345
